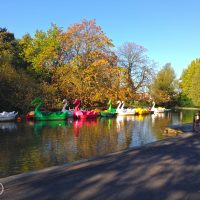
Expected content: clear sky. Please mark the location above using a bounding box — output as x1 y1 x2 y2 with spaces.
1 0 200 78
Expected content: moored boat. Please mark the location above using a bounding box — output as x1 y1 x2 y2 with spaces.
116 101 136 116
26 111 34 120
100 100 117 117
62 99 73 117
150 102 165 113
0 111 18 122
73 99 98 119
135 108 149 115
100 111 117 117
32 98 68 121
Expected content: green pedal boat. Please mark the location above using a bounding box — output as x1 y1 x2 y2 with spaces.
32 98 68 121
100 100 117 117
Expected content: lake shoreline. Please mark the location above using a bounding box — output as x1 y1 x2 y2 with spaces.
175 107 200 110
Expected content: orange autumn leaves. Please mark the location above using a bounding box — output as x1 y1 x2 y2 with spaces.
20 20 129 108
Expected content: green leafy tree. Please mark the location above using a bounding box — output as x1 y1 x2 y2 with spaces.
0 27 25 67
0 62 42 112
190 66 200 105
19 24 65 81
0 28 39 112
180 58 200 106
149 63 177 104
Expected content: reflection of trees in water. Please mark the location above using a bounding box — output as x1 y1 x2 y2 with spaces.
181 110 196 123
33 120 80 163
115 115 163 148
0 123 39 177
166 110 195 125
33 120 69 134
150 112 171 140
0 120 74 177
75 118 124 158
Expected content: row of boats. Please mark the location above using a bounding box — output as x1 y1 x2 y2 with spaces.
0 98 167 122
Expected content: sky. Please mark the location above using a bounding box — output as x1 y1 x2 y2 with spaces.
1 0 200 78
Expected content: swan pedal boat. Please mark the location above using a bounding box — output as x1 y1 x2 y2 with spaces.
116 101 136 116
73 99 98 119
32 98 68 121
150 101 165 113
62 99 73 117
0 111 18 122
100 100 117 117
27 99 74 120
135 108 149 115
154 107 165 113
100 110 117 117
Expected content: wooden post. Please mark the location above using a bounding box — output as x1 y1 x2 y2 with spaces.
193 111 200 132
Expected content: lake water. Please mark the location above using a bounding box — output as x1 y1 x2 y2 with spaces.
0 109 196 178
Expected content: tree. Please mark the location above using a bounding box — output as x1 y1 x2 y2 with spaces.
117 42 155 95
180 59 200 106
190 67 200 105
0 28 40 112
53 19 125 106
19 24 65 81
64 19 117 69
149 63 177 104
0 27 24 67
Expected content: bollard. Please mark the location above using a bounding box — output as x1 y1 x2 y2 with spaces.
193 111 200 132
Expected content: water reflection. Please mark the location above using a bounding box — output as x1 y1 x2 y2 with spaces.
151 113 165 124
0 122 17 131
31 120 70 135
73 119 97 137
0 109 197 178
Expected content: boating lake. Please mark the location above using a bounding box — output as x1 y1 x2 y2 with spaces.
0 109 196 178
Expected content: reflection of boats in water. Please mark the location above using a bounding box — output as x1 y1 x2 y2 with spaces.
74 118 97 137
0 122 17 130
135 115 145 121
34 120 70 128
116 115 136 122
152 112 165 118
32 120 70 135
151 112 165 124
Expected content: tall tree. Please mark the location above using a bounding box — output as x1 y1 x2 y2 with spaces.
0 27 24 67
55 19 125 106
19 24 65 81
190 66 200 105
0 28 39 112
149 63 177 104
64 19 117 69
180 58 200 105
117 42 155 95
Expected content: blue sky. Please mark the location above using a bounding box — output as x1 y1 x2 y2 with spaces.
1 0 200 78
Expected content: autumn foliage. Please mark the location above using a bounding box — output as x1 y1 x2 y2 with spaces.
0 20 180 113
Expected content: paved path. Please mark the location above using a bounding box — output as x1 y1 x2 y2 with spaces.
1 124 200 200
